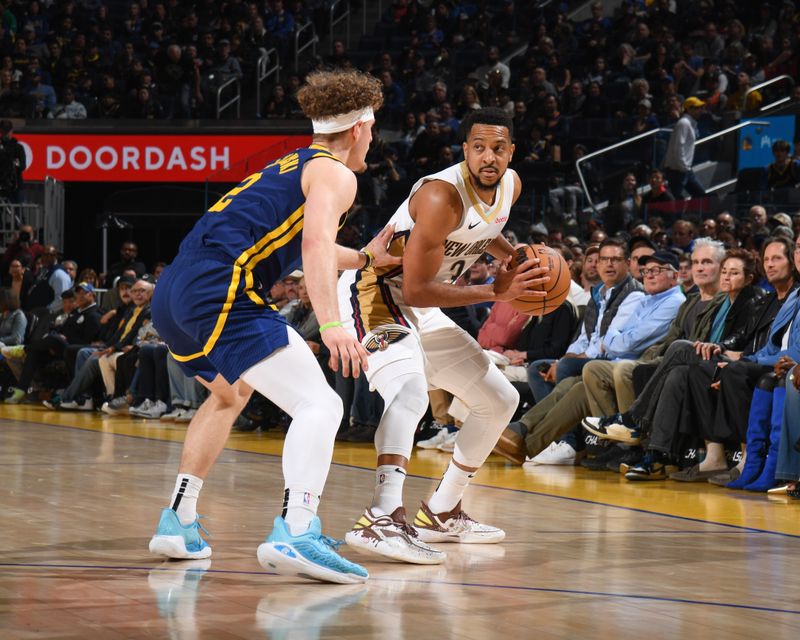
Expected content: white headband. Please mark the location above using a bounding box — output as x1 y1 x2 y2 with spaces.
312 107 374 134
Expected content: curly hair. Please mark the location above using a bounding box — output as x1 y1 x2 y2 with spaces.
722 248 757 281
297 69 383 121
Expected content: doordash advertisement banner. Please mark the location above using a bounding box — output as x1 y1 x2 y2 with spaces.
16 133 312 182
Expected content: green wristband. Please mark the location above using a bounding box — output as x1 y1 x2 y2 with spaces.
319 321 343 332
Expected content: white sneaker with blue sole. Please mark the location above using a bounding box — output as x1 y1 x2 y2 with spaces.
149 508 212 559
257 516 368 584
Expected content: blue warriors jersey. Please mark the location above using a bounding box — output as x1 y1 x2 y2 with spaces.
179 143 342 290
152 143 345 384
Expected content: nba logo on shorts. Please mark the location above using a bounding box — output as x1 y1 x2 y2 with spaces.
303 492 312 505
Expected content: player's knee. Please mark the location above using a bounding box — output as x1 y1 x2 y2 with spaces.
495 381 519 421
470 377 518 422
387 375 429 420
297 386 343 428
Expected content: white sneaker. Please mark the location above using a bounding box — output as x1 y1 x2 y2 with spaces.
416 425 453 449
413 501 505 544
133 399 167 419
437 430 458 453
160 407 186 422
60 397 94 411
174 408 196 423
129 398 153 416
345 507 446 565
101 397 129 416
528 441 577 465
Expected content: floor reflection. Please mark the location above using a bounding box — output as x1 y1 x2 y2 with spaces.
147 559 211 639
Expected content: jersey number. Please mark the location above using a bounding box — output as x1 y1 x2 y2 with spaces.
450 260 466 282
209 172 262 213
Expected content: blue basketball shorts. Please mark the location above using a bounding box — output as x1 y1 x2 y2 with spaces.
151 249 289 384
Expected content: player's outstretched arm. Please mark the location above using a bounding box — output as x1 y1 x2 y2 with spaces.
302 158 368 377
335 223 402 270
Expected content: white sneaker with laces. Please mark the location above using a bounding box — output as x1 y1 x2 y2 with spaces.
437 430 458 453
175 408 196 423
345 507 445 564
413 500 505 544
160 406 186 422
129 398 154 417
416 425 452 449
135 399 168 419
101 397 129 416
528 441 577 465
60 397 94 411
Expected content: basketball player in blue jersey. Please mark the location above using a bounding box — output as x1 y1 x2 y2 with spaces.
337 108 550 564
147 70 401 584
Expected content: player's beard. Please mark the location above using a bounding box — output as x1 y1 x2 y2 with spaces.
469 166 504 192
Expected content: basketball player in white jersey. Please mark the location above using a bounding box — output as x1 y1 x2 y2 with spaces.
337 108 549 563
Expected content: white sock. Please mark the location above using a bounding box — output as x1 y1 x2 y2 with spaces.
282 489 320 536
427 461 475 514
372 464 407 515
170 473 203 525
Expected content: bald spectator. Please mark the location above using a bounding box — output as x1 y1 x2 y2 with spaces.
104 242 146 287
717 211 736 234
473 46 511 90
157 44 195 118
671 220 696 253
750 205 769 236
701 218 717 238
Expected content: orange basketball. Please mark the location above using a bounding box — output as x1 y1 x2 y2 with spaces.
507 244 571 316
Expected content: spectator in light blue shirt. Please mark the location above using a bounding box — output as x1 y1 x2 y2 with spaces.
530 238 644 401
602 252 686 359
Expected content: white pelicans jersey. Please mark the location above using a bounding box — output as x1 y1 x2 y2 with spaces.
339 161 515 339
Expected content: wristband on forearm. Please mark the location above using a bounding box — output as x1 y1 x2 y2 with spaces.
360 249 374 269
319 321 343 332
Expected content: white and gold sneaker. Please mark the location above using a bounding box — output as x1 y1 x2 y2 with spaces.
413 501 505 544
345 507 446 564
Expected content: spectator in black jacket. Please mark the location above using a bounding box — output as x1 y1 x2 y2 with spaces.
5 283 101 403
0 120 25 202
104 242 146 286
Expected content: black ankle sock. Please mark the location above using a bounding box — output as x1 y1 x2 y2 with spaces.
508 422 528 438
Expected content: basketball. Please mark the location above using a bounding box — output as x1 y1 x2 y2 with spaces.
507 244 571 316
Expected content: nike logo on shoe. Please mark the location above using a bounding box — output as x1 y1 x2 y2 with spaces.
467 221 481 229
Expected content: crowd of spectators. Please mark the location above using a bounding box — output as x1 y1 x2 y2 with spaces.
0 1 797 231
0 0 333 120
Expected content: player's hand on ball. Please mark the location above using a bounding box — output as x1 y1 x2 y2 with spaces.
364 223 402 268
322 326 369 378
493 255 550 301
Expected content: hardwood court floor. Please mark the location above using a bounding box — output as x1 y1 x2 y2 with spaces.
1 405 799 639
